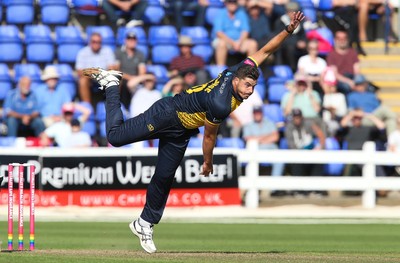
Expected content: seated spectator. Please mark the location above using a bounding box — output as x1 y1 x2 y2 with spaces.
243 106 285 194
64 119 92 148
340 109 387 180
246 0 272 50
127 73 162 117
102 0 148 27
347 74 396 136
162 77 187 97
169 36 209 86
297 39 327 98
273 1 307 72
321 68 347 137
169 0 208 30
75 33 117 104
281 74 322 120
35 66 72 128
3 76 45 137
212 0 258 66
115 31 147 110
387 116 400 153
326 30 360 94
40 103 92 147
284 108 326 196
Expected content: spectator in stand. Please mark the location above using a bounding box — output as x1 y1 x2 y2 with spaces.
169 0 208 30
212 0 258 66
347 74 396 137
127 73 162 118
243 106 285 186
115 31 147 110
281 74 322 120
285 108 326 196
162 76 187 97
246 0 272 50
64 119 93 148
3 76 45 137
76 33 117 104
40 103 92 147
340 108 387 181
326 30 360 94
297 39 327 98
169 36 209 86
35 66 72 128
103 0 148 27
387 116 400 153
273 1 307 72
321 67 347 137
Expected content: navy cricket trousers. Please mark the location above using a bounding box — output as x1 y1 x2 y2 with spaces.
105 86 197 224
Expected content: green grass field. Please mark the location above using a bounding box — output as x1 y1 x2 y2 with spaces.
1 221 400 262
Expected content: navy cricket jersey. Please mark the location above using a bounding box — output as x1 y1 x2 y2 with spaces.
172 57 258 129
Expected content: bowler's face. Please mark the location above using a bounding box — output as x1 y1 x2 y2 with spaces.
235 77 257 100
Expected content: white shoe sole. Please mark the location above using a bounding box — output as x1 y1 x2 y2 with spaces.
129 222 156 254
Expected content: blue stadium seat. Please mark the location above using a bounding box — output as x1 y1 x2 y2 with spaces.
268 83 288 104
24 25 55 63
324 137 345 176
13 64 42 86
71 0 103 16
279 138 288 149
254 84 266 100
151 45 180 65
216 138 245 148
206 65 227 79
5 0 34 25
180 26 210 45
0 25 23 63
51 64 77 98
95 101 106 122
262 104 285 125
143 5 166 25
40 0 70 25
116 26 147 46
272 65 293 79
0 136 17 147
188 137 203 148
55 26 85 63
302 7 317 23
146 64 169 84
0 63 12 101
205 6 223 26
192 44 213 63
208 0 224 7
86 25 116 50
73 101 96 136
148 25 179 46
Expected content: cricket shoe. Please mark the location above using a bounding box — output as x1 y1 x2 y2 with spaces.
82 68 123 90
129 220 157 254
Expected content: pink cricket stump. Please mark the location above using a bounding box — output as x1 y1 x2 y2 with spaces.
7 164 14 251
18 164 24 251
29 164 35 251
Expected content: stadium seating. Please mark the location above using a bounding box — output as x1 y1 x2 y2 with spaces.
40 0 70 25
216 138 245 149
0 63 12 101
71 0 103 16
206 65 227 79
192 45 213 63
324 137 345 176
13 63 42 87
143 5 166 25
55 26 85 63
272 65 294 80
86 25 116 50
205 6 223 26
0 136 17 147
262 104 285 126
116 27 147 46
148 25 179 46
268 83 288 104
188 137 203 148
73 101 96 136
51 64 77 99
180 26 210 45
24 25 55 63
146 64 169 84
0 25 23 63
4 0 34 25
151 45 180 65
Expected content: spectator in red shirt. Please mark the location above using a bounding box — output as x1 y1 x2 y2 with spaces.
169 36 209 85
326 30 360 94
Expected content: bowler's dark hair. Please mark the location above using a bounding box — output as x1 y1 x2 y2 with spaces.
234 64 259 81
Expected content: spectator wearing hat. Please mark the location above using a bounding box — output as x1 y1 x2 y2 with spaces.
169 0 208 31
347 74 396 136
3 76 46 137
326 30 360 94
272 1 307 72
40 102 92 147
169 36 209 86
285 108 326 196
35 66 72 128
115 31 147 109
211 0 258 66
243 105 285 184
75 33 117 104
281 73 322 120
102 0 148 27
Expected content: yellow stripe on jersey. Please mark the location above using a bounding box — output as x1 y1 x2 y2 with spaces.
177 111 206 129
185 75 222 94
231 96 242 112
